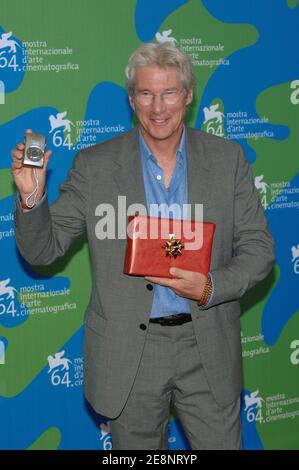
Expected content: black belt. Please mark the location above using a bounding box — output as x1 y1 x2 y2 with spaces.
149 313 192 326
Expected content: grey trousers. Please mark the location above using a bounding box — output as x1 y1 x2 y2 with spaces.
109 320 242 450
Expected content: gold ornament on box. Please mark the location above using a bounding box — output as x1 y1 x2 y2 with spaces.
163 234 184 258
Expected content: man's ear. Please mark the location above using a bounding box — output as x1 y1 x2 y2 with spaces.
186 88 193 106
129 95 135 111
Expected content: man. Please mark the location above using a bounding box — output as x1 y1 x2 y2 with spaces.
12 43 274 450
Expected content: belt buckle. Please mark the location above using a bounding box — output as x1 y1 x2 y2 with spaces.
168 316 182 326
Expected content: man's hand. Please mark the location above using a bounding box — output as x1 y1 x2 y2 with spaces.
11 129 52 208
145 267 208 303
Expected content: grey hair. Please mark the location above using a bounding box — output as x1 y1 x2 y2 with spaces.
125 42 195 97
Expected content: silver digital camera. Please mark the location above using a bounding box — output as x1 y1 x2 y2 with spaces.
23 132 46 168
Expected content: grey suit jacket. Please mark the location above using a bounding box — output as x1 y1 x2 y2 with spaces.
14 127 274 418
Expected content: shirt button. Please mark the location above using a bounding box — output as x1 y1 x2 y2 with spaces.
140 324 147 330
156 175 162 180
146 283 153 291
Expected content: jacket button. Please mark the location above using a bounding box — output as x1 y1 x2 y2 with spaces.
146 283 153 291
139 324 147 330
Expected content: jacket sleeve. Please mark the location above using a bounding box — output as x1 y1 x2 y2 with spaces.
206 146 275 308
14 151 88 266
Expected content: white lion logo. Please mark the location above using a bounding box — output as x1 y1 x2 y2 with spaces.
0 278 17 301
100 422 110 440
244 390 265 411
49 111 74 133
291 244 299 263
254 175 269 194
0 32 20 53
203 104 224 124
47 351 72 373
0 339 5 365
0 80 4 105
155 29 177 45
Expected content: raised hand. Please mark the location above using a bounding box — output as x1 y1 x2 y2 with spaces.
11 129 52 209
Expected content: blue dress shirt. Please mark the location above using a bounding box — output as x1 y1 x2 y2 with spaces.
139 128 191 319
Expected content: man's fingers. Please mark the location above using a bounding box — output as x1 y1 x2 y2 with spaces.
144 276 184 293
43 149 52 169
145 276 171 286
11 142 25 166
169 267 192 279
12 160 23 170
11 148 24 161
12 150 23 161
145 276 176 288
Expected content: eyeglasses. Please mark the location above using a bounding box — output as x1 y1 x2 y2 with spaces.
134 89 186 106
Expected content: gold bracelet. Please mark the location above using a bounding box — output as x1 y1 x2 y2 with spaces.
199 276 212 306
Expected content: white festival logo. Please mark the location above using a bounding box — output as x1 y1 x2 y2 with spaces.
100 422 112 450
49 111 74 133
291 244 299 262
290 339 299 365
155 29 177 45
100 422 110 440
48 350 72 373
244 390 264 411
0 32 20 53
0 278 17 301
0 80 5 105
291 244 299 275
0 339 5 365
254 175 269 195
203 104 224 124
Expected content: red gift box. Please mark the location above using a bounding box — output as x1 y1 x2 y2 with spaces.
123 215 216 278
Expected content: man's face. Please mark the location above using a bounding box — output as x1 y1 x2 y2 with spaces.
129 65 193 145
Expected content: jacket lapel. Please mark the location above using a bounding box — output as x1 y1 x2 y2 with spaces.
185 129 213 316
111 128 153 317
112 127 147 212
186 128 212 220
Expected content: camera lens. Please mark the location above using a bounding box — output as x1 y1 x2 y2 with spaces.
27 146 43 162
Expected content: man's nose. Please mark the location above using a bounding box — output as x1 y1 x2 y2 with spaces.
152 94 166 112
